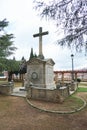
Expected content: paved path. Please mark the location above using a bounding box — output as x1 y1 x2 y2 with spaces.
11 87 26 97
11 86 74 98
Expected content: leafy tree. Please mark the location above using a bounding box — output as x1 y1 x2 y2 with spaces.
0 19 17 58
6 58 20 81
34 53 37 58
0 58 20 72
33 0 87 52
6 59 20 72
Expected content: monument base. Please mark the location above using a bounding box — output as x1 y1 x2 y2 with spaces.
30 83 56 89
26 86 70 103
38 54 44 59
45 83 56 89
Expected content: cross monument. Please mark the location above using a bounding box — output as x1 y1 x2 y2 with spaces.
33 27 49 59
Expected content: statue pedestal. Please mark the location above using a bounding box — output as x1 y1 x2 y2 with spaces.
27 57 55 89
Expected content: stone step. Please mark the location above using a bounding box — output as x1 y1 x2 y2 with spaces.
11 87 26 97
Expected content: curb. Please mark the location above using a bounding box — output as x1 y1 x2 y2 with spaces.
26 96 87 114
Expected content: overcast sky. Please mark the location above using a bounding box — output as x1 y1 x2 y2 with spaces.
0 0 87 70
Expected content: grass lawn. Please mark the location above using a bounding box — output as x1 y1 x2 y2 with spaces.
76 82 87 92
79 82 87 87
61 95 84 111
0 80 22 87
77 87 87 92
14 82 22 87
0 81 8 84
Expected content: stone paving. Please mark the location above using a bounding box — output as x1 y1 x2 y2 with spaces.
11 87 26 97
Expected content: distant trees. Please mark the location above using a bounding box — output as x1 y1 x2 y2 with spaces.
30 48 34 59
0 57 20 81
29 48 37 59
33 0 87 53
1 57 19 71
6 58 20 81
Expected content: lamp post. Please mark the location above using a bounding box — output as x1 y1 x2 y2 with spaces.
71 54 74 81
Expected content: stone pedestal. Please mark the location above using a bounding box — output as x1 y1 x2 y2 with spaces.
0 82 14 95
27 57 56 89
26 86 70 103
70 82 77 91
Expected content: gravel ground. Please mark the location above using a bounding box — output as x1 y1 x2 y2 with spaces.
0 92 87 130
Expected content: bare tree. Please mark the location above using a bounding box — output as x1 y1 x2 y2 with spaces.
33 0 87 53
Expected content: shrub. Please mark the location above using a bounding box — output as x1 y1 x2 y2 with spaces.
77 78 81 83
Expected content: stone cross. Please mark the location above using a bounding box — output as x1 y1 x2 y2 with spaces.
33 27 49 59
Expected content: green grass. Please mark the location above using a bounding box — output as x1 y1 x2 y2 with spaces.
80 82 87 85
0 81 8 84
65 95 84 105
77 87 87 92
14 82 22 87
0 80 22 87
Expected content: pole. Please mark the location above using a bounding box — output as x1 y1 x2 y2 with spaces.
71 54 74 81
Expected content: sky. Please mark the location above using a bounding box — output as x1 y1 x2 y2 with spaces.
0 0 87 70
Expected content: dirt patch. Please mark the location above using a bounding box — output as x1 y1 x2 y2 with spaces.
28 95 84 112
0 92 87 130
